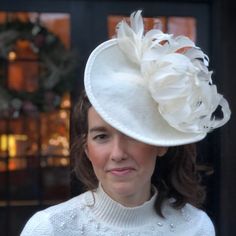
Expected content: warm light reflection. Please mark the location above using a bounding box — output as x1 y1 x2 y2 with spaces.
46 156 69 167
0 134 28 157
59 111 68 119
62 149 69 156
60 157 69 166
8 51 17 61
48 136 69 150
0 135 8 151
60 93 71 108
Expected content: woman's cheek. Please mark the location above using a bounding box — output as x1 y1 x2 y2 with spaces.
87 145 108 167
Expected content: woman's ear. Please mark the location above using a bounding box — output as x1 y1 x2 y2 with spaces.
157 147 168 157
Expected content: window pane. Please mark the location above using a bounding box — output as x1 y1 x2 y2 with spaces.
9 168 39 200
107 14 196 42
168 17 196 42
42 166 70 201
41 110 70 157
0 11 71 206
107 15 166 39
0 12 7 23
0 160 6 172
0 207 7 236
0 161 7 200
8 61 39 92
40 13 70 48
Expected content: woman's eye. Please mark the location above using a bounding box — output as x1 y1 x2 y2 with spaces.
93 134 108 141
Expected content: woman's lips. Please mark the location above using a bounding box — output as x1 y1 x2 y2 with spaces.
108 167 135 176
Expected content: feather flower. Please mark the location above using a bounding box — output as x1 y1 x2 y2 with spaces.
116 10 230 133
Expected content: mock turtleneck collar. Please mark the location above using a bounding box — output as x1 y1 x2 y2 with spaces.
86 184 158 228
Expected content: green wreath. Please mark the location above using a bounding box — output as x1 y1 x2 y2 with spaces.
0 20 76 117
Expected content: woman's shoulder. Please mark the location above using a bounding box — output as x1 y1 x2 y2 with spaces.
20 191 89 236
182 202 215 226
43 191 87 214
183 203 215 235
161 199 215 236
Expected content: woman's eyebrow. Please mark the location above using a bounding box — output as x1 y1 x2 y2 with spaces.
89 126 107 133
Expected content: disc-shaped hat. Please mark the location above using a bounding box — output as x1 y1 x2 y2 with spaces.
84 11 230 146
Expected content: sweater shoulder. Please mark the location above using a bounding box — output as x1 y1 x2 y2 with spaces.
163 201 215 236
184 204 215 236
43 192 86 214
20 192 88 236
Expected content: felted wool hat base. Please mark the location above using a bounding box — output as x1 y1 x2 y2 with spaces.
84 39 206 147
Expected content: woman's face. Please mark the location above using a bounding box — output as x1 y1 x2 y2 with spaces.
85 107 168 206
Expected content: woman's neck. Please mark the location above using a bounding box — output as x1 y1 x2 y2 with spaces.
101 183 152 207
89 184 158 228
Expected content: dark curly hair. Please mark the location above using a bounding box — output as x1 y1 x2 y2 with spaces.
71 91 207 217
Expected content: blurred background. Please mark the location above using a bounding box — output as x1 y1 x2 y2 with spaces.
0 0 235 235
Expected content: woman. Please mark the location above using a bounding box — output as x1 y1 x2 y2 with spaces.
21 11 230 235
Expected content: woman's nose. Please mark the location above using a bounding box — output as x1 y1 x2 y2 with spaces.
110 136 128 162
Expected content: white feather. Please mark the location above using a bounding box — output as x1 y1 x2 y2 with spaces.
115 10 231 133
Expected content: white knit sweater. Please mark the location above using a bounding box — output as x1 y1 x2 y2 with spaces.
21 185 215 236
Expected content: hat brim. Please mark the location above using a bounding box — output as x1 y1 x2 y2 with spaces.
84 39 206 146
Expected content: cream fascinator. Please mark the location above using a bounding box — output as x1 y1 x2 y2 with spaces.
84 11 230 146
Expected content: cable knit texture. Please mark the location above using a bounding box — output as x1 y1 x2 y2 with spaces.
21 185 215 236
